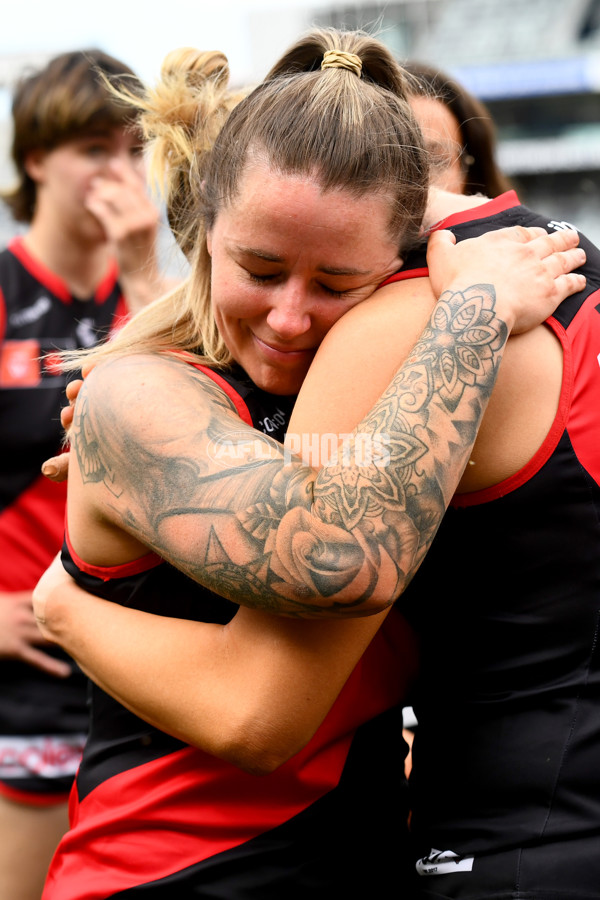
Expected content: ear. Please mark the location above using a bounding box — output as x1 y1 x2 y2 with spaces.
23 149 47 184
206 230 213 257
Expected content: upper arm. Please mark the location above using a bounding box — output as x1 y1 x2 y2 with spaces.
289 279 436 448
67 352 277 566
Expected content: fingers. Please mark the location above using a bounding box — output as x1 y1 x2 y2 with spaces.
66 378 83 402
19 644 72 678
551 271 587 302
493 225 581 257
41 452 70 482
59 379 84 433
60 405 73 431
81 362 97 379
86 164 158 244
545 245 586 278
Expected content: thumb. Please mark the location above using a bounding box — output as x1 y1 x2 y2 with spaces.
426 230 458 297
427 228 457 255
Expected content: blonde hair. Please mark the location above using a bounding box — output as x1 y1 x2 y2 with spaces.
68 29 428 372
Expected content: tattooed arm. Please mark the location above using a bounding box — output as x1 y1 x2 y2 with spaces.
67 226 585 618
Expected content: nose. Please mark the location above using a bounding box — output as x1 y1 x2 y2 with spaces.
265 283 313 340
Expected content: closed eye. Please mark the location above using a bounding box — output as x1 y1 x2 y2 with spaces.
247 271 279 284
319 284 347 299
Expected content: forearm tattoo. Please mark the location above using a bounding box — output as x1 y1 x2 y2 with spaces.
72 284 507 617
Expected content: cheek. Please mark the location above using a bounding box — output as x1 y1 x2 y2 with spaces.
213 274 270 325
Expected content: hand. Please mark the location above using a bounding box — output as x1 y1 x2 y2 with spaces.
41 451 70 482
427 226 586 333
85 159 167 314
0 587 71 677
85 158 160 275
42 373 91 482
61 375 86 432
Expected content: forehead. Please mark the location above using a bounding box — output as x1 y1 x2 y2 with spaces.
218 161 397 254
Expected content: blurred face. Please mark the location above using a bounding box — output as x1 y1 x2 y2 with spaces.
206 162 403 395
410 95 467 195
25 127 145 242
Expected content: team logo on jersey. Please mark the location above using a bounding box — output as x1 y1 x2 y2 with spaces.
75 317 99 348
547 220 578 233
416 848 475 876
8 295 51 329
0 339 41 386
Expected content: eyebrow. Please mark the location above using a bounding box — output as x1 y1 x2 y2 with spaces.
236 246 372 277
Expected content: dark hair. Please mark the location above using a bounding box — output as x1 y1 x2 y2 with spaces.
3 49 141 223
200 29 429 259
404 60 511 197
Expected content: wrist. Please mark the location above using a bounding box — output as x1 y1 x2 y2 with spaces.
436 281 515 335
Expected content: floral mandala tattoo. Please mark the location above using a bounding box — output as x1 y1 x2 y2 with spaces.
410 285 507 411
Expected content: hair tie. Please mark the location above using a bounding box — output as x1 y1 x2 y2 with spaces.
321 50 362 77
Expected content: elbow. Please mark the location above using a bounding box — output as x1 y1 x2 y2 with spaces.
225 747 292 777
210 717 310 776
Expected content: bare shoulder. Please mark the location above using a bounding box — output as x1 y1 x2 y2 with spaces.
81 353 239 444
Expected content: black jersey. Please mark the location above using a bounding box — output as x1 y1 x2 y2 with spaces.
389 193 600 898
0 237 128 799
43 363 413 899
0 237 128 587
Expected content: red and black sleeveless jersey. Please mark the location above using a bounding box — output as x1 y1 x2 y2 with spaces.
392 195 600 874
44 364 412 899
0 238 128 792
0 236 128 589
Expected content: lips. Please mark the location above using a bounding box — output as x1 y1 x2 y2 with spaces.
252 332 316 362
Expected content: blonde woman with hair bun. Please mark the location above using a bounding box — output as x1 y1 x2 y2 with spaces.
33 28 586 899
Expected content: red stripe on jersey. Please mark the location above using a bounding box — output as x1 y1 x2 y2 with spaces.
566 288 600 483
426 190 520 232
65 529 162 581
452 315 573 507
8 238 72 304
160 353 254 427
194 364 254 426
381 267 428 287
107 294 129 336
0 473 67 590
8 238 120 305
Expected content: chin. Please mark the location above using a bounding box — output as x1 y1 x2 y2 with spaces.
252 367 304 397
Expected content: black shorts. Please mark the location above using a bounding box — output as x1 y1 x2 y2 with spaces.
0 658 88 802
